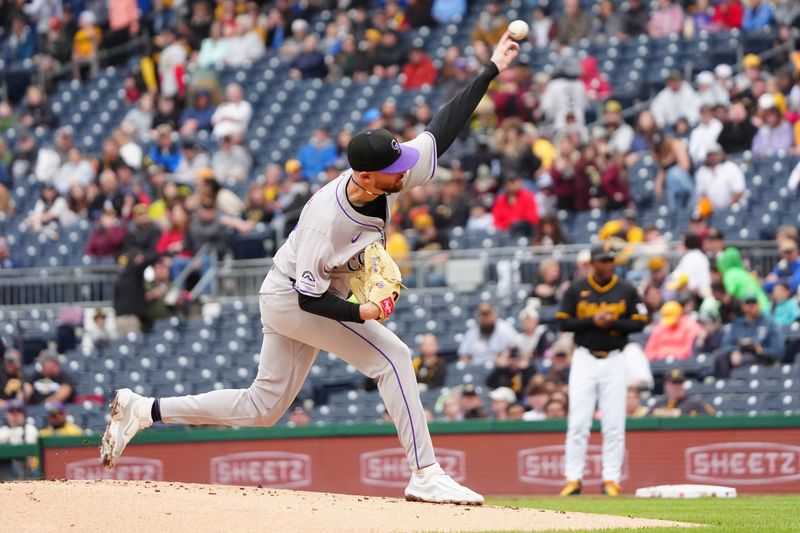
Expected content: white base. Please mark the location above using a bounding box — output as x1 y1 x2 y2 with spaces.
635 484 737 499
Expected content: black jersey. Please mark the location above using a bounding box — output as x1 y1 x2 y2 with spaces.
556 274 648 353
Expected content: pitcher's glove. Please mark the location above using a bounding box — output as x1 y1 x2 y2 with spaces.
349 242 405 320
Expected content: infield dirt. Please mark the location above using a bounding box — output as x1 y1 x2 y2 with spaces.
2 479 695 532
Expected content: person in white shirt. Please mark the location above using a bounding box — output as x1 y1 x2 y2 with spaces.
714 63 733 94
695 71 729 108
540 53 588 129
458 302 519 365
24 182 70 232
671 234 711 298
514 304 554 359
52 147 95 194
651 70 701 127
211 83 253 142
694 142 745 211
223 14 266 67
0 400 38 445
603 100 634 155
688 104 723 166
534 173 558 219
157 30 187 98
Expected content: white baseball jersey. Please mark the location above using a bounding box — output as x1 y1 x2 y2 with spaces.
267 131 437 298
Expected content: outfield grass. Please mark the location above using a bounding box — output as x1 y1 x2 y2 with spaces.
491 494 800 533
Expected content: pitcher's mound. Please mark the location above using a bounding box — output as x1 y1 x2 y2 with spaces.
3 480 692 532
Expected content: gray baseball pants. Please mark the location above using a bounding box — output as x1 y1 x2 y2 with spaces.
160 268 435 470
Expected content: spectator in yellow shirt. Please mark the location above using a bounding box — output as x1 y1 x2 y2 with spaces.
598 207 645 243
598 207 644 264
72 11 102 80
39 402 84 437
524 123 556 171
386 221 411 276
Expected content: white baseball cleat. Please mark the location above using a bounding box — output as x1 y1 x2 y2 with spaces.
404 463 484 505
100 388 154 468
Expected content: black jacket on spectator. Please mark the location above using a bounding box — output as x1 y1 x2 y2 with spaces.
407 0 436 28
88 192 125 220
622 5 649 36
123 221 162 255
114 253 155 323
717 120 758 154
486 364 537 396
186 216 229 255
375 44 408 68
20 102 57 129
430 196 470 228
290 50 328 79
27 370 76 404
413 357 447 388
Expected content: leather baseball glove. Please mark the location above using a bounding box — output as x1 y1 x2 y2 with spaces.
349 242 405 320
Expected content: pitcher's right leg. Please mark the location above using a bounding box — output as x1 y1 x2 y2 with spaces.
101 294 318 468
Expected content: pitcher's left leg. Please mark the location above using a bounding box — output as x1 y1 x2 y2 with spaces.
319 320 435 470
305 319 482 504
597 349 628 487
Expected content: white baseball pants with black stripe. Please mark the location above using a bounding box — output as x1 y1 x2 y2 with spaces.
159 268 435 471
564 346 627 483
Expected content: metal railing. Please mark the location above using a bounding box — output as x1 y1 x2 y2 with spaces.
0 264 118 307
1 32 149 101
0 239 783 309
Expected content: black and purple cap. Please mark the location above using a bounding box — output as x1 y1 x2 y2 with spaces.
347 128 420 173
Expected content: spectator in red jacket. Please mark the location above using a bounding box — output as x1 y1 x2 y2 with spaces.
712 0 744 29
580 56 612 101
85 208 128 258
489 68 531 124
402 46 438 90
492 173 539 236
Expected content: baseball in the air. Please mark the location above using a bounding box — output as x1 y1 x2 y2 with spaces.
508 20 529 41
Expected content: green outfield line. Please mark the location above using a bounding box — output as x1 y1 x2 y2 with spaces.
492 494 800 533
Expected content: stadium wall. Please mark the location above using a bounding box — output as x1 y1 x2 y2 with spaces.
20 416 800 494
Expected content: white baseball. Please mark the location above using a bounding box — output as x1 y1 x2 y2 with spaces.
508 20 529 41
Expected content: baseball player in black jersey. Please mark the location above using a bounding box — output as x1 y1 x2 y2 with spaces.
556 244 648 496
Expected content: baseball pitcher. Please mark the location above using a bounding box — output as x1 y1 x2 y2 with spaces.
100 32 521 505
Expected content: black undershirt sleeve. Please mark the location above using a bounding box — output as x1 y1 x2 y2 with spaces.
426 62 500 157
298 291 364 323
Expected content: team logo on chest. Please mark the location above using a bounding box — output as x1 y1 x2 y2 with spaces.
346 235 385 272
347 251 366 272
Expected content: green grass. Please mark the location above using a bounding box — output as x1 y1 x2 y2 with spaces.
490 495 800 533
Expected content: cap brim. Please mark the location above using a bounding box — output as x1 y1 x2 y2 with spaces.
661 315 679 327
379 144 420 173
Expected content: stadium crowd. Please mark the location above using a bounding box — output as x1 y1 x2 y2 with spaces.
1 0 800 459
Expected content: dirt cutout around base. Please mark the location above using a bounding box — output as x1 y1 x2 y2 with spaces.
2 480 695 532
